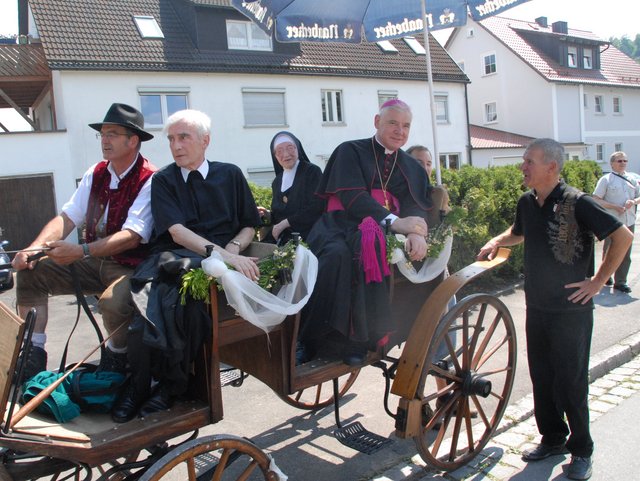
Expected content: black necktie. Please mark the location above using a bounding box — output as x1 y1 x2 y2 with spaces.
187 170 204 217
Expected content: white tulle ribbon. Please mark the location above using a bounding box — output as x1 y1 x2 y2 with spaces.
390 234 453 283
201 245 318 333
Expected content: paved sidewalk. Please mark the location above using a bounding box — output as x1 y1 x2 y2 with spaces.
372 345 640 481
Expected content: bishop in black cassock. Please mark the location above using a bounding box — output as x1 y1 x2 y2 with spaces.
300 100 433 365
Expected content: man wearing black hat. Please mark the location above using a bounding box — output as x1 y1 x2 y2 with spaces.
12 103 157 380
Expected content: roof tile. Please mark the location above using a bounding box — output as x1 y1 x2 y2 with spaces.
478 16 640 88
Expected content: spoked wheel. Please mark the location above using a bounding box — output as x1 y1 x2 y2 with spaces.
138 434 279 481
277 370 360 410
413 293 516 471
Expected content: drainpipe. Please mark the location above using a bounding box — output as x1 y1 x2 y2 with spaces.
464 83 472 166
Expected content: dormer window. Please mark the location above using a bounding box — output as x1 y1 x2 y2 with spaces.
567 46 577 68
583 48 593 69
226 20 272 51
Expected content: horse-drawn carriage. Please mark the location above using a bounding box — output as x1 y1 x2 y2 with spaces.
0 191 516 480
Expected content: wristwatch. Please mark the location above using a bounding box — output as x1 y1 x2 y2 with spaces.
82 243 91 258
229 240 241 248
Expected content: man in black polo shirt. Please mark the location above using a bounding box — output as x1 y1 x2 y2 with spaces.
477 138 633 480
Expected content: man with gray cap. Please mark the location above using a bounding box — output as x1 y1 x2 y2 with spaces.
12 103 157 380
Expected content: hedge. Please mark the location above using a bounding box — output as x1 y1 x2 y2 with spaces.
248 160 602 280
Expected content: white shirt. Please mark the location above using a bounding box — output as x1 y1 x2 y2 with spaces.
62 157 154 242
593 172 639 227
180 159 209 183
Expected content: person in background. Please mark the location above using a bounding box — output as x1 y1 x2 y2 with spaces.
259 132 325 244
592 151 640 293
111 109 261 422
477 138 633 481
407 144 433 178
12 103 156 380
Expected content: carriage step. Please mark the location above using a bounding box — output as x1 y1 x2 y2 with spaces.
334 421 393 454
220 364 246 387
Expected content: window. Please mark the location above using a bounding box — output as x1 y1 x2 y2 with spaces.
378 90 398 107
594 95 604 113
615 143 623 152
457 60 465 72
403 37 426 55
247 167 275 187
583 94 588 109
242 88 286 127
377 41 398 53
439 153 460 170
138 88 189 127
613 96 622 114
596 144 604 162
484 102 497 123
483 53 497 75
567 46 577 68
435 94 449 123
321 90 344 124
226 20 272 51
133 16 164 39
583 48 593 69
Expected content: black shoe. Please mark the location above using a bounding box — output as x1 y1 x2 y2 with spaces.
613 283 631 293
17 344 47 381
522 442 569 461
343 343 367 367
97 347 128 374
111 382 148 423
605 277 614 286
139 384 174 418
295 341 315 365
567 455 593 480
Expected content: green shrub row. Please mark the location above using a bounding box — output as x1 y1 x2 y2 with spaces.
442 160 602 279
248 159 602 281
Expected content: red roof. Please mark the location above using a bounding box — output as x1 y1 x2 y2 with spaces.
477 16 640 88
470 125 534 149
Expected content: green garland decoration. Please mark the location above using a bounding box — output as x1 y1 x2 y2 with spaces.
179 240 303 305
386 206 465 264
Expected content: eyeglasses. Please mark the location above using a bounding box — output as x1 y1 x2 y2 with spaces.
96 132 130 140
614 159 628 163
274 144 297 155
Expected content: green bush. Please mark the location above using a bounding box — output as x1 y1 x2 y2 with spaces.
249 182 273 210
442 160 602 280
248 161 602 283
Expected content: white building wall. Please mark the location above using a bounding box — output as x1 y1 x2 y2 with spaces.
555 84 582 142
447 21 552 138
1 69 469 213
472 148 525 169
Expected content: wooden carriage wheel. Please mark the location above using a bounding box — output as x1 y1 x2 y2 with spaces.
412 294 516 471
277 370 360 410
138 434 279 481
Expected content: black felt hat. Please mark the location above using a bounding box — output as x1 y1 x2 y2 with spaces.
89 103 154 141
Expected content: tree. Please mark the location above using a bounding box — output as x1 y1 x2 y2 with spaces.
609 34 640 62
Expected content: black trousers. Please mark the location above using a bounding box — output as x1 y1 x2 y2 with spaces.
526 307 594 457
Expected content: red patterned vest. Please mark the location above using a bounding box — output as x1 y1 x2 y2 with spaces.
85 153 157 267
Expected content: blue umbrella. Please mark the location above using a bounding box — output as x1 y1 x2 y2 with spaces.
232 0 530 184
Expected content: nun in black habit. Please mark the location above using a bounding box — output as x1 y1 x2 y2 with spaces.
299 100 433 365
261 131 325 244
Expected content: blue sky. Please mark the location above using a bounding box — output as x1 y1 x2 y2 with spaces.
0 0 637 41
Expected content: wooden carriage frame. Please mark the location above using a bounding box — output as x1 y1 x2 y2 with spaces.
0 190 517 480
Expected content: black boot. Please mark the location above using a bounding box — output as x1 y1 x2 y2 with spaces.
111 377 149 423
139 384 174 418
